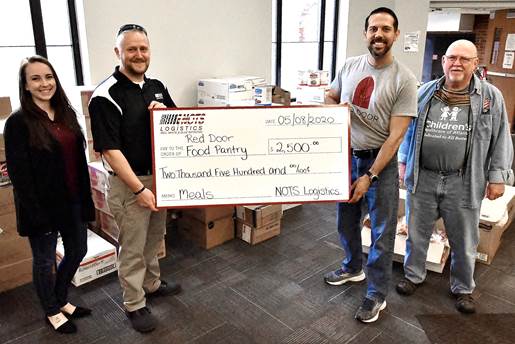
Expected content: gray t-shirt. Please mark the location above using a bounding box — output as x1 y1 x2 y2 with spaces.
420 88 471 171
331 54 418 149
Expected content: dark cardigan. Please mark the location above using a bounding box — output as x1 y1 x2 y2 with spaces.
4 109 95 236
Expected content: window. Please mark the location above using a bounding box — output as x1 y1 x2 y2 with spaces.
272 0 339 97
0 0 83 98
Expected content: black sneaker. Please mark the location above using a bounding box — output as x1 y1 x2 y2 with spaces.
454 293 476 314
355 297 387 323
396 278 420 296
146 280 182 298
126 307 156 333
323 268 366 286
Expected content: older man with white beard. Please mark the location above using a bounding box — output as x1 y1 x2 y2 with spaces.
396 39 513 314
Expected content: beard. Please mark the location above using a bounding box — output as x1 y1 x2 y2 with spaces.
125 58 149 77
367 38 392 58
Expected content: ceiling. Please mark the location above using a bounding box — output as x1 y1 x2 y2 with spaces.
430 0 515 13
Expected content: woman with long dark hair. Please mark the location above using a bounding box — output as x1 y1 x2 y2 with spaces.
4 56 95 333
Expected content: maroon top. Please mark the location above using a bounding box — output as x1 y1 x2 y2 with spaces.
47 121 80 199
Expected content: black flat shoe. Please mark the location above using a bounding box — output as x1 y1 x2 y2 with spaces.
46 316 77 334
63 305 92 319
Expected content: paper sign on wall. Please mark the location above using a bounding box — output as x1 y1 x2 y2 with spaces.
404 32 420 52
503 51 514 69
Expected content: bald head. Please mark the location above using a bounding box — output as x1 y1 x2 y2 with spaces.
445 39 477 57
442 39 479 90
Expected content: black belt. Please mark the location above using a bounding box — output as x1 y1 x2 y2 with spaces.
351 148 381 159
108 169 152 176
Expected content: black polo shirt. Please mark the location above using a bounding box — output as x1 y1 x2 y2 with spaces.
89 67 176 174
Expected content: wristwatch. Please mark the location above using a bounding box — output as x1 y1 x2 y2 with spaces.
365 170 379 184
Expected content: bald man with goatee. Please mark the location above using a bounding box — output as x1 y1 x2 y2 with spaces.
396 39 513 314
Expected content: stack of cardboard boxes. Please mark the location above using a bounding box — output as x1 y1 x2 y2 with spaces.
0 96 12 165
295 70 330 105
235 204 282 245
197 76 266 107
87 161 166 259
0 185 33 292
178 206 235 249
79 88 99 162
88 161 119 242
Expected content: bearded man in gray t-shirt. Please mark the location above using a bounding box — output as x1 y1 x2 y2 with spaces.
323 7 417 323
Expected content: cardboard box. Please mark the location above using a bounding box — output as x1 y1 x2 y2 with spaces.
235 204 282 228
80 89 94 118
94 208 120 242
0 257 32 293
197 76 266 107
362 226 450 273
0 210 33 269
236 219 281 245
272 86 291 106
295 85 328 104
181 206 234 223
254 85 273 105
88 161 110 193
0 97 11 119
177 215 234 249
56 229 117 286
477 223 505 265
0 185 14 216
91 188 111 216
476 202 515 264
479 185 515 227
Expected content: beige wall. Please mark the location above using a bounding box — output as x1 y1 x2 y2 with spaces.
82 0 272 106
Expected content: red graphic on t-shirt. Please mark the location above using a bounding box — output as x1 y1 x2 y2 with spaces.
352 76 374 109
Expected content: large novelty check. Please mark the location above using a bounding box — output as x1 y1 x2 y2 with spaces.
151 105 350 207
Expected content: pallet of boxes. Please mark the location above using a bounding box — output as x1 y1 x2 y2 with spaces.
0 97 34 293
235 204 283 245
362 189 450 273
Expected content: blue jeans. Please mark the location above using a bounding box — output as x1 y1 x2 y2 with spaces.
28 204 88 316
404 169 479 294
336 156 399 302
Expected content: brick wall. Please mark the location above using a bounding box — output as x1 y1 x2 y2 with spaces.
474 14 490 65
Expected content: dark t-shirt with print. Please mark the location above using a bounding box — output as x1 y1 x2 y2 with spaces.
420 87 471 172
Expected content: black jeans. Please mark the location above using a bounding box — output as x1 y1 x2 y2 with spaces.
28 204 88 316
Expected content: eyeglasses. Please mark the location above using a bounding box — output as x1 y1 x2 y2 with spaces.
444 55 477 64
117 24 147 36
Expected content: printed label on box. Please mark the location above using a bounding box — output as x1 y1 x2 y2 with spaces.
242 223 251 243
